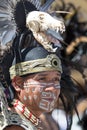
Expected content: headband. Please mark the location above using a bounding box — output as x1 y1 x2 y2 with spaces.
10 54 62 79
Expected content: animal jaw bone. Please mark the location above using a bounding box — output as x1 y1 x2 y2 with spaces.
26 11 65 52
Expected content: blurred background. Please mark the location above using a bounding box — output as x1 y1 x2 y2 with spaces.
41 0 87 61
40 1 87 130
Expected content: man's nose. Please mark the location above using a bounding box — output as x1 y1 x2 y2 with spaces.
45 86 57 91
45 84 60 91
45 86 60 97
44 82 60 88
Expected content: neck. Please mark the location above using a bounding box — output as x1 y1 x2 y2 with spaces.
27 106 42 118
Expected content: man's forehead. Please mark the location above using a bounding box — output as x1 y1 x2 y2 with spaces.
24 71 61 80
32 71 61 77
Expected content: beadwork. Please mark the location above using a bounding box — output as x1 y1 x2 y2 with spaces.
13 99 40 126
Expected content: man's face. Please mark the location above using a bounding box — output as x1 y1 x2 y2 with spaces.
19 71 61 113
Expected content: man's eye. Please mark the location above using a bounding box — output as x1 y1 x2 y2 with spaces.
53 77 60 82
52 78 60 85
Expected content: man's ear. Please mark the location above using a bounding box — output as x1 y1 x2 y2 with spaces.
12 76 24 92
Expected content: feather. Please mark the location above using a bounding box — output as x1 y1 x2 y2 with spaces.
0 0 16 45
40 0 54 11
0 0 41 46
0 0 41 101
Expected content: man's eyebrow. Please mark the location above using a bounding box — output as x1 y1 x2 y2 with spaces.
34 73 47 78
35 72 61 77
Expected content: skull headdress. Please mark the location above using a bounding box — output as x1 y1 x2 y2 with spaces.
26 11 65 52
0 0 65 103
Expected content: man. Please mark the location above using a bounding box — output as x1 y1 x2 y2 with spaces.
0 46 62 130
0 1 65 130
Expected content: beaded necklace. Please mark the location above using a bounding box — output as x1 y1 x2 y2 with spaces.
12 99 40 126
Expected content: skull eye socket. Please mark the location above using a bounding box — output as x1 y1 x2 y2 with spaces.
39 14 44 20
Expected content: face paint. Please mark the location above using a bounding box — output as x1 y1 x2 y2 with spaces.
39 88 43 92
35 87 43 92
42 92 57 100
24 81 43 93
24 82 30 93
34 83 61 89
34 95 38 100
39 91 57 111
39 99 50 111
32 88 35 92
39 99 56 111
53 93 57 100
50 100 55 111
25 88 30 93
24 82 60 90
42 92 52 99
28 96 32 100
24 95 27 101
23 79 59 111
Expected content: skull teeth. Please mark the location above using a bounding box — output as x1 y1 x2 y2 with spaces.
56 27 59 33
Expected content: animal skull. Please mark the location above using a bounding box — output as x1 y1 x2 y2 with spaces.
26 11 65 52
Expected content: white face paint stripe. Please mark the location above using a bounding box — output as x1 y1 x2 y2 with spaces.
28 96 32 100
41 92 52 98
41 92 57 99
24 95 27 101
34 95 38 100
23 82 61 88
39 99 50 111
23 80 59 111
50 101 55 111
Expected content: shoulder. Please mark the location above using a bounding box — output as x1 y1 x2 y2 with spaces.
0 110 37 130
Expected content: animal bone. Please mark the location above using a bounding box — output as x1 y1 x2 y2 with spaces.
26 11 65 52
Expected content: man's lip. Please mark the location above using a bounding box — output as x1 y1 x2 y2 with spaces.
42 98 54 102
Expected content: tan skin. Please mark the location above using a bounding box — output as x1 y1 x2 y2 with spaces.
4 71 61 130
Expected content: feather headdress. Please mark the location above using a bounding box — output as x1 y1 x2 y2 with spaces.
0 0 41 45
0 0 41 103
